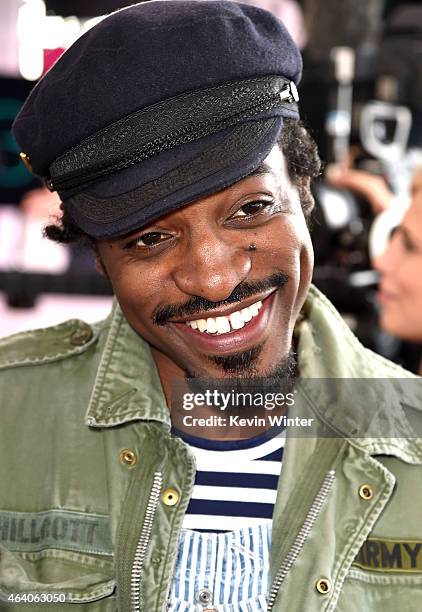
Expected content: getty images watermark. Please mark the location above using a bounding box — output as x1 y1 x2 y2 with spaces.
181 388 313 429
171 378 422 439
171 380 315 438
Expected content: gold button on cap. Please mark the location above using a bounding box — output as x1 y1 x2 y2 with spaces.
19 152 33 172
359 484 374 500
315 578 331 594
162 488 180 506
70 327 93 346
119 449 137 466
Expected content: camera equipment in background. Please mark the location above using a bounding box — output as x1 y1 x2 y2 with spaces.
301 0 422 370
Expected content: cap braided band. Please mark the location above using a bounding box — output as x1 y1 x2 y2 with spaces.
47 75 299 192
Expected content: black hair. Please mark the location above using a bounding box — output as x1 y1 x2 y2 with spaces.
44 119 321 247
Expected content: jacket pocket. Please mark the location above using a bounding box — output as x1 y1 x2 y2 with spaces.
0 545 116 610
337 567 422 612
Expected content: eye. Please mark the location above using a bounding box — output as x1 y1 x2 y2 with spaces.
124 231 172 249
402 234 416 253
230 200 273 219
393 227 417 253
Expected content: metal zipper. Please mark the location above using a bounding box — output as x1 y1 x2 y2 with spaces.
267 470 336 612
131 471 163 612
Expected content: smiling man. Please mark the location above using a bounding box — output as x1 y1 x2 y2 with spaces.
95 144 312 390
2 2 422 611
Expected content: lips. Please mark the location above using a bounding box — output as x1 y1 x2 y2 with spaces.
169 290 277 355
378 286 398 304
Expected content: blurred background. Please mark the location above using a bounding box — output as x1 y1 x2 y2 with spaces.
1 0 421 372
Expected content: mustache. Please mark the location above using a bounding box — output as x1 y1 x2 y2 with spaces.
152 272 289 326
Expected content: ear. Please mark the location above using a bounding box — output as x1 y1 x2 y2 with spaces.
93 246 109 277
95 256 108 276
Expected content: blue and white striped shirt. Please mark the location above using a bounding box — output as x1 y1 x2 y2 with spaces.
167 428 285 610
176 427 285 532
167 524 271 611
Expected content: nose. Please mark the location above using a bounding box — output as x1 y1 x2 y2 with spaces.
373 230 399 275
172 232 252 302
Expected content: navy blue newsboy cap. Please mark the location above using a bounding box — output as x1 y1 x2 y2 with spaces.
13 0 302 238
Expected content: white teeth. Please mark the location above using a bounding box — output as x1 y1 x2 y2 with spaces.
229 310 246 330
216 316 231 334
197 319 207 332
206 318 218 334
185 299 264 335
241 306 253 322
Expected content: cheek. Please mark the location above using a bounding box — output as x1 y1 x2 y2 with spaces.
381 263 422 341
400 272 422 326
256 216 313 319
106 261 165 330
278 216 313 302
393 260 422 302
297 231 314 302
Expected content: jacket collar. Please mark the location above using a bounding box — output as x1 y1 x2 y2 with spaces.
85 285 422 463
294 285 422 464
85 299 170 429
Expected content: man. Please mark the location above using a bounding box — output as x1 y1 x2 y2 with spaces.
1 2 421 611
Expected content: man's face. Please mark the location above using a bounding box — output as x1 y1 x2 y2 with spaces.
97 145 314 382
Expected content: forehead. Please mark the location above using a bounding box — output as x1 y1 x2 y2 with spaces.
411 167 422 197
248 143 286 177
403 192 422 236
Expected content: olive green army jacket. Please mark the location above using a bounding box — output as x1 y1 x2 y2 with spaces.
0 285 421 611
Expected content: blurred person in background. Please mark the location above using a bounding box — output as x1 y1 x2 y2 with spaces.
327 163 422 373
374 166 422 374
326 160 396 215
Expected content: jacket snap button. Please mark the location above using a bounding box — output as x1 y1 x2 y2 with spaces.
70 327 93 346
358 484 374 500
315 578 331 594
119 449 137 466
162 488 180 506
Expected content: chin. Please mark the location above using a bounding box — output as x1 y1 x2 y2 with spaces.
381 314 422 344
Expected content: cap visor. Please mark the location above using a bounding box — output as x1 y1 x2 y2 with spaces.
66 117 283 238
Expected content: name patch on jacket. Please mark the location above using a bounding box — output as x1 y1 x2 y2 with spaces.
353 538 422 573
0 509 113 556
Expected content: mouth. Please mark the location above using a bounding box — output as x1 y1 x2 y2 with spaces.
378 286 398 304
169 290 278 355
